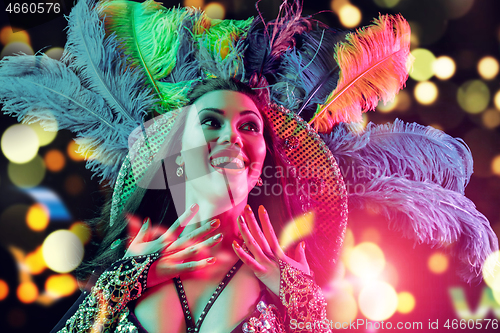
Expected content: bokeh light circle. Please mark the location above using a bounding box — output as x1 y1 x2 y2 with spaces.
360 227 381 244
433 56 456 80
8 155 46 188
494 289 500 307
397 291 416 314
347 242 385 278
70 221 92 245
494 90 500 110
338 4 362 28
377 98 397 113
17 282 38 304
441 0 474 19
45 274 78 297
45 149 66 172
358 281 398 321
65 174 85 195
395 90 412 111
25 247 46 275
492 155 500 176
457 80 490 114
45 47 64 60
482 250 500 291
1 124 39 164
0 27 30 45
327 290 358 325
0 279 9 301
482 109 500 129
27 121 57 146
373 0 400 8
478 56 499 80
380 261 399 288
204 2 225 19
26 203 50 231
184 0 204 7
67 140 86 161
428 252 449 274
414 81 438 105
42 230 84 273
410 49 436 82
0 41 34 57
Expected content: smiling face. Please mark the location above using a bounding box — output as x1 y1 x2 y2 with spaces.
179 90 266 209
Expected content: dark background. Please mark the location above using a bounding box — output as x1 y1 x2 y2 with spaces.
0 0 499 332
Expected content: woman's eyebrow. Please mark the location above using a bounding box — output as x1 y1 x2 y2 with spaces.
240 110 262 120
198 107 224 115
198 108 262 120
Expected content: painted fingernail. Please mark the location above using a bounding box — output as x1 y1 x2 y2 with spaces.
245 204 252 212
190 203 199 212
238 233 243 240
213 233 223 241
206 257 216 264
259 205 267 214
142 218 150 229
210 219 220 228
232 240 240 249
301 241 306 249
238 215 245 225
143 217 149 225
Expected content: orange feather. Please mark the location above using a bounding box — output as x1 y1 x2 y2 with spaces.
310 14 413 133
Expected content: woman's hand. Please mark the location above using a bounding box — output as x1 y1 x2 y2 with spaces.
125 204 223 288
232 204 310 296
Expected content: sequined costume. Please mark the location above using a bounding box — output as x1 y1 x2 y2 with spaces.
52 256 331 333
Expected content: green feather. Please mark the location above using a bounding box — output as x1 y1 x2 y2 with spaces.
156 79 200 112
99 0 186 107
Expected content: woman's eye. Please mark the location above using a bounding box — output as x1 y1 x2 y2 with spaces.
241 122 260 132
201 117 221 128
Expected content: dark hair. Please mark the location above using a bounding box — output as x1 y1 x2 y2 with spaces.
77 78 329 286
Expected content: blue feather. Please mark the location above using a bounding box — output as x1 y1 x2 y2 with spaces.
0 0 155 184
0 55 125 183
349 176 498 283
272 27 345 113
63 0 152 124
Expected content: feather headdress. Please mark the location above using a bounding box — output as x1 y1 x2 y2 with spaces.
310 14 412 133
0 0 496 283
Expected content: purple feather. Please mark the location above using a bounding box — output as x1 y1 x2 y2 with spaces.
244 0 311 88
349 176 498 283
321 119 497 282
322 119 473 194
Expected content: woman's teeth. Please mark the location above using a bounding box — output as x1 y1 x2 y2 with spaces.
210 156 245 169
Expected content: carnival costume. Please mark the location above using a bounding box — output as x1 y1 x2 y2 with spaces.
0 0 497 332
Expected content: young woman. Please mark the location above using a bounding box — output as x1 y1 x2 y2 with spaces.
51 78 345 333
1 0 496 332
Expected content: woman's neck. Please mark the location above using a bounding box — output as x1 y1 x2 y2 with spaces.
181 196 248 261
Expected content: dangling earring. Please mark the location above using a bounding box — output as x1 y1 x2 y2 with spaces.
176 165 184 177
256 177 263 187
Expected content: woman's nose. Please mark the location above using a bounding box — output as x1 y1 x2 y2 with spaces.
219 125 243 147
